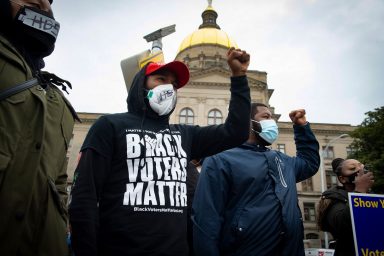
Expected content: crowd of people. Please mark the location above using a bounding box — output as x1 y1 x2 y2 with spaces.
0 0 377 256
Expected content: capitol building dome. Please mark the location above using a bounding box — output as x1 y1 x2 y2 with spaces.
178 27 237 54
175 1 237 71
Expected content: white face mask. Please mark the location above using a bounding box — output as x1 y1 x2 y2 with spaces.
146 84 177 116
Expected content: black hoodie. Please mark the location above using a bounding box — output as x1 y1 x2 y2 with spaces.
69 64 250 256
321 186 356 256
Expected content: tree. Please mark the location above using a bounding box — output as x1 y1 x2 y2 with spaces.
349 106 384 193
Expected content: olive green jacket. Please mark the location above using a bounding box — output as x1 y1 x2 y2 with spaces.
0 34 76 256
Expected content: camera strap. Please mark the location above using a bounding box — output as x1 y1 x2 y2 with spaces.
0 78 38 101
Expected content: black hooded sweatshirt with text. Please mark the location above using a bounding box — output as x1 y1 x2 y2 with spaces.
69 64 251 256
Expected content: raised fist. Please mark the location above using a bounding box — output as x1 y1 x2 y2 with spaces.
289 109 307 125
227 47 250 77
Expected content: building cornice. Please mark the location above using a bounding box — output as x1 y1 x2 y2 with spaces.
77 112 105 123
189 67 267 89
277 121 355 135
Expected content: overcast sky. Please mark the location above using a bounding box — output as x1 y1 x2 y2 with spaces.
44 0 384 125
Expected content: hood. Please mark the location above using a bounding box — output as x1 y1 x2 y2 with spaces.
126 63 174 121
322 186 348 202
126 63 147 115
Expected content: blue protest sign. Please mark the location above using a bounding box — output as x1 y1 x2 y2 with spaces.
348 193 384 256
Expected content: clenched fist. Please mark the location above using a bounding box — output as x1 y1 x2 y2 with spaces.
289 109 307 125
227 47 250 77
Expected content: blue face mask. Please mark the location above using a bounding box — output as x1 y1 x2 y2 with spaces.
251 119 279 144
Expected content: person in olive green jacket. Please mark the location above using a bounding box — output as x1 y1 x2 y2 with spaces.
0 0 79 255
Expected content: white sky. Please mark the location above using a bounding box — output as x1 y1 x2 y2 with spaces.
44 0 384 125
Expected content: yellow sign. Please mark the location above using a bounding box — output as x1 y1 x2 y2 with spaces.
139 51 164 68
121 50 165 92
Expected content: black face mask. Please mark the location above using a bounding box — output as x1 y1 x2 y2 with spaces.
13 5 60 58
345 173 358 184
342 167 368 184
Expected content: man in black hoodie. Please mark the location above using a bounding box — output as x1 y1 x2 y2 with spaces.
69 47 251 256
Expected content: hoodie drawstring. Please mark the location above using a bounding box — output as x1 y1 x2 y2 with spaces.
140 110 147 159
167 124 179 159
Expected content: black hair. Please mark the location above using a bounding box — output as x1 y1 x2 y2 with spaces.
332 158 345 175
251 102 268 118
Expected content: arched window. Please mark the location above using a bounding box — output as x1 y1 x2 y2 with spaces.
208 109 223 125
179 108 194 124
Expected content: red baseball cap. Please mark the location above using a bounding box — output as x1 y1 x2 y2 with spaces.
145 61 190 89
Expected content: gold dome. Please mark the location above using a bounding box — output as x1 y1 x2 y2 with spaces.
178 28 238 53
177 1 237 54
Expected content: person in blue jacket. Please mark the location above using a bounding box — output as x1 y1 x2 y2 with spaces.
192 102 320 256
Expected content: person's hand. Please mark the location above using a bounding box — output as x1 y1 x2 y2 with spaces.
354 167 374 193
227 47 250 77
289 109 307 125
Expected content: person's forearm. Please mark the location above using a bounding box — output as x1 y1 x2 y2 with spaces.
69 186 99 255
70 219 98 256
69 181 99 255
294 123 321 180
192 158 226 256
224 75 251 143
69 150 107 255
